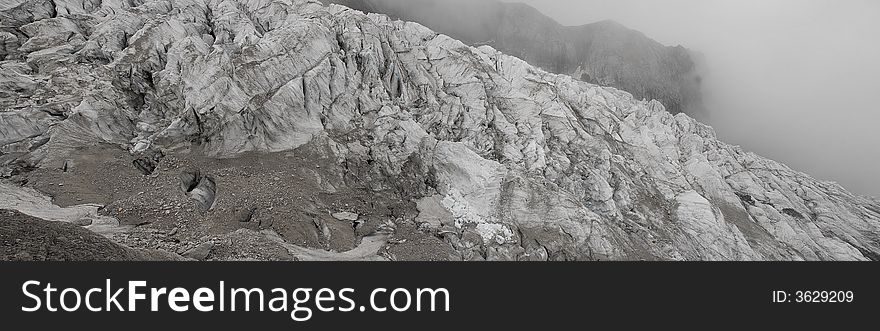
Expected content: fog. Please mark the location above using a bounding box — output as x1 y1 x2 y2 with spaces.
510 0 880 197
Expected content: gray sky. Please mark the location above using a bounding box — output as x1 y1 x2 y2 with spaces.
512 0 880 197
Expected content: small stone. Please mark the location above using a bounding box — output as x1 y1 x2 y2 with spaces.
235 207 257 223
14 251 33 261
332 211 359 221
73 218 93 226
61 160 74 172
182 242 214 261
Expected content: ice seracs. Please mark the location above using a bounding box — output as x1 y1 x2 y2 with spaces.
0 0 877 260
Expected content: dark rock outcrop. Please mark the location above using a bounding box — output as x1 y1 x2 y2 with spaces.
0 209 166 261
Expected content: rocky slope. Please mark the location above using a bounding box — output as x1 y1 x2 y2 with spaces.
0 208 183 261
0 0 878 261
322 0 705 115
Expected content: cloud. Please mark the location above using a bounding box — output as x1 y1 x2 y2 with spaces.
515 0 880 196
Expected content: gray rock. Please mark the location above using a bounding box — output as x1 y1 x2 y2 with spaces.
332 212 359 222
73 218 93 227
179 170 217 211
182 242 214 261
189 176 217 212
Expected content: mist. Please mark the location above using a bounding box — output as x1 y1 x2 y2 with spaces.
508 0 880 197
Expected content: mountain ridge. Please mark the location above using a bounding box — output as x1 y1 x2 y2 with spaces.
322 0 705 116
